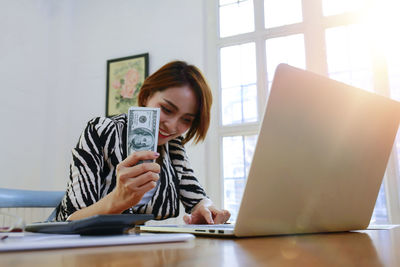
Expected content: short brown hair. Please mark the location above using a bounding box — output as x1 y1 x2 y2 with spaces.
138 61 212 145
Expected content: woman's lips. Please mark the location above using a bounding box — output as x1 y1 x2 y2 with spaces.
159 129 171 138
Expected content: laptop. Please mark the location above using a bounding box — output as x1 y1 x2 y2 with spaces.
140 64 400 237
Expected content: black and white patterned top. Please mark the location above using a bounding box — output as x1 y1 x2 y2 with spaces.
55 114 207 221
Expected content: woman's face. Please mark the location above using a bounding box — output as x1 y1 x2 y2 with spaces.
145 85 197 146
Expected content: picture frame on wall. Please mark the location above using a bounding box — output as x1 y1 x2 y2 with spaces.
106 53 149 117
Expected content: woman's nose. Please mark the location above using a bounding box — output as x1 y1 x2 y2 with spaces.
164 117 179 133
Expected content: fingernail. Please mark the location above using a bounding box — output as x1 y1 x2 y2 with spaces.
154 152 160 157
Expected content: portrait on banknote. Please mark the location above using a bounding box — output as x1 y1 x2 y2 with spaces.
106 53 149 117
129 127 155 151
127 107 160 156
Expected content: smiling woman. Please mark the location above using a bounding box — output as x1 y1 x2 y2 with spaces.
138 61 213 145
144 86 197 146
55 61 230 225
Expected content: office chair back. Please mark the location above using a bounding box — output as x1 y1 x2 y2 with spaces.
0 188 65 221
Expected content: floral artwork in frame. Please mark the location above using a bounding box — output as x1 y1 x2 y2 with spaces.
106 53 149 117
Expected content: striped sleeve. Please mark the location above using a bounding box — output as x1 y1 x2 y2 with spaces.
55 117 116 221
169 137 208 213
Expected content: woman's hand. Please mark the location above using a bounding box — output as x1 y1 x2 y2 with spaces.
110 151 160 213
67 151 160 221
183 199 231 224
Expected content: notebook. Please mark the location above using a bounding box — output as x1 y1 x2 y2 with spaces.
140 64 400 237
0 232 194 252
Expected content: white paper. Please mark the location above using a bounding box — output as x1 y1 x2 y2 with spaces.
0 232 195 252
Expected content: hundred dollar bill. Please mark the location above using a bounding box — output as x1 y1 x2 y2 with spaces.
127 107 160 162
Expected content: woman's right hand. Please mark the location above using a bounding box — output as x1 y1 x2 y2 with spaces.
110 151 160 213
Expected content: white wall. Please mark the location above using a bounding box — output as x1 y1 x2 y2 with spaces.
0 0 208 192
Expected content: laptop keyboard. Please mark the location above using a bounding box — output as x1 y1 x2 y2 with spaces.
186 224 234 229
153 224 234 229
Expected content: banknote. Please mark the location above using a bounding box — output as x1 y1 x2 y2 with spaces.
127 107 160 161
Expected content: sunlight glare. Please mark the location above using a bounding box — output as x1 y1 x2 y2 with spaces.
360 0 400 61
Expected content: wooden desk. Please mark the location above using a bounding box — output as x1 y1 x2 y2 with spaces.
1 227 399 266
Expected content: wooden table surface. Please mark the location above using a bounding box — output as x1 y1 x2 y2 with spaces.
1 227 399 267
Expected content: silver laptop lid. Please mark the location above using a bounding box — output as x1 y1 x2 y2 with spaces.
235 64 400 237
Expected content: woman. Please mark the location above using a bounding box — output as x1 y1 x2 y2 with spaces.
56 61 230 224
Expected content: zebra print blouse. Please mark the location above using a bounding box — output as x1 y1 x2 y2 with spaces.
55 114 207 221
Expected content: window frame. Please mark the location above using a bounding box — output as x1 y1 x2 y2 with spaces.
204 0 400 223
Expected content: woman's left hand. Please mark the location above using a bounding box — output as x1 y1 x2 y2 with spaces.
183 199 231 224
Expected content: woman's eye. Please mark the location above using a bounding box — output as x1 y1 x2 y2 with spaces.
182 118 193 124
161 106 172 114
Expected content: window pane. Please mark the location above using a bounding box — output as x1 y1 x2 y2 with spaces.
387 38 400 101
223 135 257 222
221 43 256 88
224 179 246 222
242 84 258 122
322 0 364 16
223 136 244 179
325 25 374 92
386 25 400 215
220 43 257 125
220 0 237 5
389 67 400 101
370 183 389 224
265 34 305 89
221 84 258 125
219 0 254 38
221 86 242 125
244 135 257 173
264 0 302 28
394 131 400 188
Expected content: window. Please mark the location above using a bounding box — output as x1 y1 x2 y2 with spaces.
206 0 400 223
219 0 254 38
322 0 365 16
220 43 257 125
265 34 306 88
264 0 302 28
223 135 257 220
325 24 373 92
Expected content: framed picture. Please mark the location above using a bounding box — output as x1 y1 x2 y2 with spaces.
106 53 149 117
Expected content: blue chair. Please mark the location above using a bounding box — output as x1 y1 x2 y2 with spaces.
0 188 65 221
